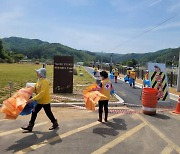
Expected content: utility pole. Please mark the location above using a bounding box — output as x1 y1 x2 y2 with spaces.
177 52 180 92
101 51 103 70
110 54 113 73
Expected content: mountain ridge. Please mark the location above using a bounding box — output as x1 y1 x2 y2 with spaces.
1 37 179 65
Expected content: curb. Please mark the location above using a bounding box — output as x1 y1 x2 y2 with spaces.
50 102 125 107
0 102 125 108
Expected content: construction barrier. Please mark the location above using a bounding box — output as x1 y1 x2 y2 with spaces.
173 96 180 114
142 88 158 115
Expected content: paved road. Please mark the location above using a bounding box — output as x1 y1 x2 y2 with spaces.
0 107 180 154
0 67 179 154
85 67 177 108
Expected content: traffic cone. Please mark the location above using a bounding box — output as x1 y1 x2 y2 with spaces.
173 96 180 114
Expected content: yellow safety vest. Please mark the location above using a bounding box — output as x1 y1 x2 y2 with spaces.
99 79 112 101
32 78 51 104
114 70 119 76
130 71 136 79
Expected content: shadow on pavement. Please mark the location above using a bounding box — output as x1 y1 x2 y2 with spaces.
6 128 61 153
148 113 170 120
92 118 127 138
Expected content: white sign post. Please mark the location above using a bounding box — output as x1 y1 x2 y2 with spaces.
177 52 180 92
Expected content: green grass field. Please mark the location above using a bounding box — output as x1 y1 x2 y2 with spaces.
0 64 96 103
0 63 53 87
0 64 117 103
0 63 53 103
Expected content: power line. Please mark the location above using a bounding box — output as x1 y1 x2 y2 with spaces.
109 13 179 52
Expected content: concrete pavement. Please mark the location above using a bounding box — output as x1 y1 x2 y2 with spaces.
0 107 180 154
0 67 180 154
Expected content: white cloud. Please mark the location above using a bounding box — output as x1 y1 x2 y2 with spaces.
0 0 27 24
109 0 151 13
168 1 180 13
0 0 179 54
0 10 23 24
148 0 163 7
60 0 95 6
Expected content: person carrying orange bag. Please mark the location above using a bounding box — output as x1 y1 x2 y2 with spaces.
21 68 58 132
0 86 34 119
92 71 112 122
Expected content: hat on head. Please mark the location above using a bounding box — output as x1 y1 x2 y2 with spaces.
35 68 46 78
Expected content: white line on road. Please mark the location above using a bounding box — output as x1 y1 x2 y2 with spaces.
0 121 48 137
92 122 146 154
15 113 124 154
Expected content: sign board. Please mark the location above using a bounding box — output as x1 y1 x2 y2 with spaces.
53 56 74 93
148 62 170 102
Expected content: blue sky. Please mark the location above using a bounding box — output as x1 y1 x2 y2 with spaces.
0 0 180 54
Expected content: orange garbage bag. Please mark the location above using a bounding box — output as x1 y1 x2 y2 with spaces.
0 86 34 119
83 84 107 111
83 83 98 95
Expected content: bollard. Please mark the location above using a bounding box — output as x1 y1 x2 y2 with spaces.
141 70 144 80
142 88 158 115
170 72 173 87
43 63 46 68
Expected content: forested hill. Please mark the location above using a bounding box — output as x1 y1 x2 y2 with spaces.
2 37 96 64
2 37 179 65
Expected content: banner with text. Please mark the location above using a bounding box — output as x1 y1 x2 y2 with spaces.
53 56 74 93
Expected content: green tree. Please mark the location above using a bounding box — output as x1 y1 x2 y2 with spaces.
0 39 6 59
132 59 138 66
12 53 24 62
0 39 2 51
126 60 133 67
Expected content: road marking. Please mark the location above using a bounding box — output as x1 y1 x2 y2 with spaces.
114 93 125 102
130 114 139 120
137 114 180 153
169 112 180 121
160 145 173 154
15 113 124 154
118 91 126 97
111 85 179 153
0 122 48 137
92 122 146 154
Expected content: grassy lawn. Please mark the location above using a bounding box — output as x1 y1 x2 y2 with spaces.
0 63 53 103
0 63 53 86
0 64 117 103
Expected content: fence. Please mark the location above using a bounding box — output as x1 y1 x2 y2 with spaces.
0 82 27 104
101 66 178 87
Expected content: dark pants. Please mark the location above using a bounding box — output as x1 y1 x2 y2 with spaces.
30 103 56 124
130 79 135 87
98 100 108 115
115 76 117 83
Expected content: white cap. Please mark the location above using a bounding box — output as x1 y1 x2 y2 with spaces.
35 68 46 78
26 82 36 87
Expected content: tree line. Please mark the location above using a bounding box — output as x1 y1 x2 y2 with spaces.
1 37 179 67
0 39 24 63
